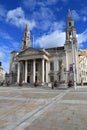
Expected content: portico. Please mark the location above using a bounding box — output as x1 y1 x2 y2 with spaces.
17 48 50 84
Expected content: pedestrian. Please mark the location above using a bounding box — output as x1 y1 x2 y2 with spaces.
52 83 54 89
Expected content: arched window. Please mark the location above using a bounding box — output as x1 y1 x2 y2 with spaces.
69 22 71 26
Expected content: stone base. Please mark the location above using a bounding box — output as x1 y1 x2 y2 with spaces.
58 83 68 89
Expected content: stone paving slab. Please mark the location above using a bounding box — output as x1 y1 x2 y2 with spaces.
0 100 46 130
17 92 59 99
62 92 87 100
71 87 87 92
25 103 87 130
0 87 87 130
0 87 61 130
0 87 61 99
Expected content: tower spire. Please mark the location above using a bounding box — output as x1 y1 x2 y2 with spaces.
67 9 74 26
20 23 31 51
68 9 72 18
25 23 29 32
65 9 78 48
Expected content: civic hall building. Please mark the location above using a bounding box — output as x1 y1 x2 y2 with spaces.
9 10 86 86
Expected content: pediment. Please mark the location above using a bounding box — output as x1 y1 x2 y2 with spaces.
18 48 41 57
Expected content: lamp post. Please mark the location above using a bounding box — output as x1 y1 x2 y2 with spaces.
70 38 77 90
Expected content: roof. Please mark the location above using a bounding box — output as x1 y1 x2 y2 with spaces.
45 46 64 51
11 50 17 54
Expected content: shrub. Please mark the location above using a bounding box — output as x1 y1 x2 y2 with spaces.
34 80 39 87
54 80 58 87
19 81 23 86
68 80 73 87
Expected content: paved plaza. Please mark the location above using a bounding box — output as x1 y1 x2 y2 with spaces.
0 86 87 130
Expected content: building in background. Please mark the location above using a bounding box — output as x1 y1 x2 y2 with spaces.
9 10 82 86
0 62 5 85
78 50 87 85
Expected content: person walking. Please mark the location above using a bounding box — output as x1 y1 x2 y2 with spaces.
52 83 54 89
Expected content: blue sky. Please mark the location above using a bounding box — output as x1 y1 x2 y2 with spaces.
0 0 87 72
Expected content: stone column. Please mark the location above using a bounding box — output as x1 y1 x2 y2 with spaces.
33 60 36 83
25 60 27 83
46 61 48 83
65 52 68 71
42 59 44 83
22 62 25 82
17 62 20 83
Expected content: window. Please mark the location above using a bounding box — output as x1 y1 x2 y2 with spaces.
50 62 54 70
24 41 26 47
50 76 54 82
69 22 71 26
69 32 72 37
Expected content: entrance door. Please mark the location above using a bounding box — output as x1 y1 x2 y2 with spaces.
27 76 30 83
35 76 37 81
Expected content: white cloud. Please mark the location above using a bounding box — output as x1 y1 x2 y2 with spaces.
71 10 80 21
12 42 20 50
33 5 63 31
0 46 12 72
34 20 65 48
0 43 20 73
0 52 5 59
22 0 57 9
6 7 36 30
77 29 87 48
52 21 65 31
35 24 87 49
35 30 65 48
80 7 87 22
22 0 37 10
22 1 64 31
22 0 68 9
32 6 55 31
0 30 21 72
0 43 20 72
0 32 12 40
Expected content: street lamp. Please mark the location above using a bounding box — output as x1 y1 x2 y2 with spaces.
70 38 77 90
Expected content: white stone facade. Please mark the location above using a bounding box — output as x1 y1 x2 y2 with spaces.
78 50 87 85
9 10 83 86
0 67 5 83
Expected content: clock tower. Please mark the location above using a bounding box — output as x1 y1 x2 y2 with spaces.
21 24 31 51
64 9 78 83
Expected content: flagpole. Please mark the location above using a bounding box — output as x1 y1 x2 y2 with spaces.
71 38 77 90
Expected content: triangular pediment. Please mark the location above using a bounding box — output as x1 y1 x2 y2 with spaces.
18 48 40 56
